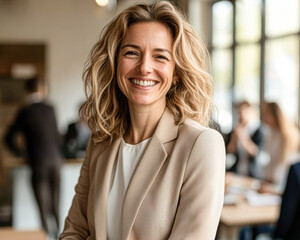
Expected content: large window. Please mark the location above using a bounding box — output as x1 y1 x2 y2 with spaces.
211 1 233 133
211 0 300 133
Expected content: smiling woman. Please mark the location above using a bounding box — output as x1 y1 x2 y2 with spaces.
80 1 214 144
60 1 225 240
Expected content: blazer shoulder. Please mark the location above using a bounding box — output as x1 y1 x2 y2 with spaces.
182 118 224 142
86 139 107 158
25 102 54 112
38 102 55 110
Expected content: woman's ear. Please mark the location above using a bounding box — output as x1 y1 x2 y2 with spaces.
172 73 178 84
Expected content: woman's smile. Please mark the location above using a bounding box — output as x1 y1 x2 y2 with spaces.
129 78 158 89
130 78 157 87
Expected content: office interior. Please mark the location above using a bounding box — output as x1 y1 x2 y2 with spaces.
0 0 299 239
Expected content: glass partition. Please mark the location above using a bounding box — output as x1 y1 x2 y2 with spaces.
211 0 300 128
236 0 261 42
212 49 233 134
212 1 233 48
265 36 299 122
266 0 300 37
235 44 260 104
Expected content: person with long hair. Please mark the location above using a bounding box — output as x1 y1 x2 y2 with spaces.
260 102 300 193
60 1 225 239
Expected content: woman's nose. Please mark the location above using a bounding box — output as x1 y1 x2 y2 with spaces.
137 54 153 74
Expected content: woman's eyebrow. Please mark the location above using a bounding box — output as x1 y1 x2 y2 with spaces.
121 44 140 50
153 48 172 56
121 44 172 56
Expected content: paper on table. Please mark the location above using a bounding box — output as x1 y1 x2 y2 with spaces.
246 190 281 206
224 193 238 205
226 184 249 195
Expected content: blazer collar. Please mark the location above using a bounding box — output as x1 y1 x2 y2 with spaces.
94 108 178 240
94 138 121 239
153 107 179 144
121 107 178 239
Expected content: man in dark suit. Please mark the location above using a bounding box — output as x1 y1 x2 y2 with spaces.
4 77 62 238
273 162 300 240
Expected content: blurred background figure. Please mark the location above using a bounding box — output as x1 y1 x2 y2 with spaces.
272 161 300 240
259 102 300 194
226 100 264 177
63 102 91 159
4 77 63 238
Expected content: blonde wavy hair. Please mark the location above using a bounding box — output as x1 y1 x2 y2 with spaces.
80 1 214 143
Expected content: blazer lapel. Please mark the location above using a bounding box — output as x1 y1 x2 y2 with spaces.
121 108 178 239
94 138 121 240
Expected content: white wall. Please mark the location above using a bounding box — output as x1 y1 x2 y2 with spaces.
11 163 82 233
0 0 141 133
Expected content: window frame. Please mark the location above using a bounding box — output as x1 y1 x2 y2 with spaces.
210 0 300 128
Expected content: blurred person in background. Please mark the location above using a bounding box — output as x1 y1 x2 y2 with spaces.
272 161 300 240
63 102 91 159
259 101 300 194
4 77 63 238
239 161 300 240
226 100 264 177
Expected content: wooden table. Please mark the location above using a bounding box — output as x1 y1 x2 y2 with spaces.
218 174 280 240
0 227 47 240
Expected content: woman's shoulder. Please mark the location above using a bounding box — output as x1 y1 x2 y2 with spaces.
178 118 225 165
85 138 112 159
175 118 225 155
181 118 223 141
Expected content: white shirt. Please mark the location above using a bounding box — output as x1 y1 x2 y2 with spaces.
107 138 150 240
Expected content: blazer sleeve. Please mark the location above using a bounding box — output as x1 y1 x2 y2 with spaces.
169 128 226 240
4 109 24 157
59 139 93 240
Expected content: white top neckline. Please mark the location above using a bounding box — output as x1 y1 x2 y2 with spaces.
121 137 151 147
107 137 151 240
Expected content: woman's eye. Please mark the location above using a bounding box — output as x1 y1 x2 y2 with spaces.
156 55 168 61
124 51 138 56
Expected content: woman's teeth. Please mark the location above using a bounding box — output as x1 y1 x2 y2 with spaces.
131 79 156 87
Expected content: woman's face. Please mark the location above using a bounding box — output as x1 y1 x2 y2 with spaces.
117 21 176 110
262 104 276 127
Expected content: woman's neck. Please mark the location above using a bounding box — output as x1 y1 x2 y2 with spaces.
124 104 165 145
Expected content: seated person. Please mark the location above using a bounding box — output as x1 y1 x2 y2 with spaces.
272 161 300 240
226 101 264 177
238 162 300 240
259 102 300 195
64 118 91 158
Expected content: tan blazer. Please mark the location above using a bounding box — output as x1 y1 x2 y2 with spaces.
60 109 225 240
